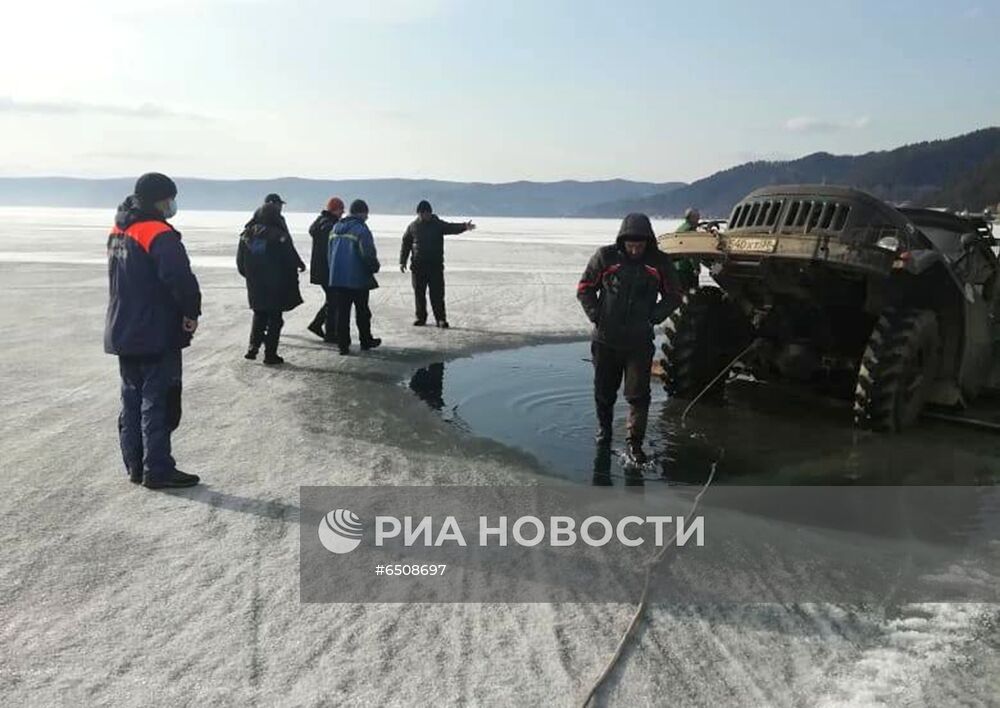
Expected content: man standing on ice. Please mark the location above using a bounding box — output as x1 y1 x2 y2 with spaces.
328 199 382 355
306 197 344 339
399 200 475 328
104 173 202 489
577 213 681 464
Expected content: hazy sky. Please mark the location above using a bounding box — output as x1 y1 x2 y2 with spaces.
2 0 997 183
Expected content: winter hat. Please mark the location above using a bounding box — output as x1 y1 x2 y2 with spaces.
618 213 655 241
416 200 433 214
134 172 177 204
326 197 345 213
264 193 286 205
350 199 369 215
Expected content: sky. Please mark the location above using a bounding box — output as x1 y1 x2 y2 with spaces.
1 0 998 184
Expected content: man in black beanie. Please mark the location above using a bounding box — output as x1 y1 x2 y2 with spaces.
399 200 475 328
105 172 202 489
577 213 681 465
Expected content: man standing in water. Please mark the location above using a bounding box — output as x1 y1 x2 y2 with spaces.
105 172 202 489
577 213 681 464
399 200 475 328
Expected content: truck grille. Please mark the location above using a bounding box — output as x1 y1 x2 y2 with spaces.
729 199 852 234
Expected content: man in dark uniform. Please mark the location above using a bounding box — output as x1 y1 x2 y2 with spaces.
577 213 682 464
399 200 475 328
306 197 344 339
105 172 202 489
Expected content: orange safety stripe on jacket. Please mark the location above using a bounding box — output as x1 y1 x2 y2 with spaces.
110 221 173 253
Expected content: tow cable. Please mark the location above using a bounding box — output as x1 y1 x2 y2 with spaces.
580 342 756 707
922 410 1000 432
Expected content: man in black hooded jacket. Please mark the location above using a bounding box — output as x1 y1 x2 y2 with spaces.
237 202 305 364
399 200 475 328
305 197 344 339
577 213 682 464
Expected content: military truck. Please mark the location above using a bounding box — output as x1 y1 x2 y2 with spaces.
657 185 1000 431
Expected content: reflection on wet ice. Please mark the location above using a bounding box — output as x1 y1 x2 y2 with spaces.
409 362 445 411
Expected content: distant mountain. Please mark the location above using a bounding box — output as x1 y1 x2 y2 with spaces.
917 151 1000 212
582 128 1000 218
0 176 685 218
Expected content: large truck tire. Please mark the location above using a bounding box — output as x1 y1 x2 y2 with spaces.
660 286 752 399
854 308 940 432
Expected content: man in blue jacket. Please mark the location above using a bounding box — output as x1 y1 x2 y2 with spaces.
105 173 202 489
328 199 382 355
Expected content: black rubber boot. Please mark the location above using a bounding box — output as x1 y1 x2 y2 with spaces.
307 305 326 339
263 319 284 365
626 441 648 466
143 469 200 489
595 404 614 446
248 312 266 357
625 405 649 465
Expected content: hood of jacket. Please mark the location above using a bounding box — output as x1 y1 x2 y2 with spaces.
615 212 658 255
246 202 286 227
310 210 338 234
244 204 287 241
333 215 367 235
115 195 172 232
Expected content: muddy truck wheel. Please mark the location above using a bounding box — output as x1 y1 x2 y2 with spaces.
660 287 752 398
854 308 940 432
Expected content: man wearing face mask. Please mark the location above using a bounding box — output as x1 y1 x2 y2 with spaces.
105 172 202 489
577 213 681 464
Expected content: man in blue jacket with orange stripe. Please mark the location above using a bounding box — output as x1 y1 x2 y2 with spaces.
105 173 202 489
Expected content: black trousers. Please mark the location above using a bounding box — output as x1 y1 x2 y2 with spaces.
592 341 653 443
250 310 284 355
329 287 373 349
412 267 446 323
310 285 331 330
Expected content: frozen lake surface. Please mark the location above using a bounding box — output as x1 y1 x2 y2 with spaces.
1 206 998 705
0 206 683 269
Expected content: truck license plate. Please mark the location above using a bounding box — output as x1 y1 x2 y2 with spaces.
728 237 777 253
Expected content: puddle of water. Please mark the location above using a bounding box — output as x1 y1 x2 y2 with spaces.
407 341 1000 485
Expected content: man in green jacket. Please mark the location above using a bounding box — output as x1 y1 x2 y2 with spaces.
673 207 701 291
